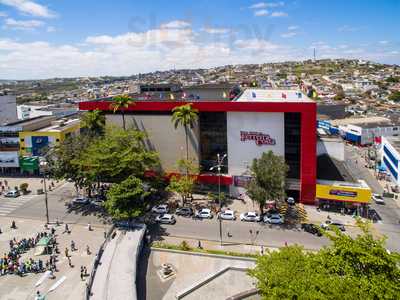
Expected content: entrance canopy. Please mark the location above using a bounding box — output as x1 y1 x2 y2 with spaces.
316 179 371 204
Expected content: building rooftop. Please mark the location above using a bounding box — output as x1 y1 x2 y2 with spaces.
356 121 398 129
1 115 56 128
330 116 390 127
37 118 79 132
236 89 313 103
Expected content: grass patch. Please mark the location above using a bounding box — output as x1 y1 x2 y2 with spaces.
152 241 257 259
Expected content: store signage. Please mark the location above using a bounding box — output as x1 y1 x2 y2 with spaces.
240 131 276 146
329 189 357 197
233 175 252 187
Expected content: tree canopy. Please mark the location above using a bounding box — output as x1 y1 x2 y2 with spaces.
249 222 400 300
171 103 198 163
111 95 134 130
166 159 198 204
247 151 288 213
388 91 400 102
104 176 150 220
80 109 105 136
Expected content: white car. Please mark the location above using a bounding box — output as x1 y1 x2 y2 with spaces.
155 214 176 224
72 196 89 205
320 220 345 231
195 208 213 219
263 213 284 224
240 212 261 222
218 210 236 220
151 204 169 214
372 194 385 205
4 190 20 198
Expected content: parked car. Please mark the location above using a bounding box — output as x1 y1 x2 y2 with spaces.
151 204 169 214
90 198 104 207
240 212 261 222
218 210 236 220
301 223 322 236
175 207 193 217
263 213 284 224
372 194 385 205
155 214 176 224
72 196 90 205
320 219 346 231
195 208 213 219
4 190 20 198
287 197 295 205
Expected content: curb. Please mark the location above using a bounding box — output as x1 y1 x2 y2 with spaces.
151 247 257 262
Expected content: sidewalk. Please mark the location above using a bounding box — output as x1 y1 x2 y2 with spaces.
0 216 106 300
0 176 66 195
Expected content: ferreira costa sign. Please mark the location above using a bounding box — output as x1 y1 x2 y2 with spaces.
240 131 276 146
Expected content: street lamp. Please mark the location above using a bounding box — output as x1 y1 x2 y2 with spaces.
39 160 50 224
210 153 227 246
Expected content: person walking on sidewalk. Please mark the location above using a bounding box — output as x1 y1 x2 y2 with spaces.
65 247 69 258
70 240 76 251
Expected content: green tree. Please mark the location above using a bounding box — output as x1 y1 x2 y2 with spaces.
111 95 134 130
79 126 159 184
166 159 198 204
80 109 105 136
388 91 400 102
105 176 149 220
171 104 199 165
45 135 92 194
249 222 400 300
247 151 288 214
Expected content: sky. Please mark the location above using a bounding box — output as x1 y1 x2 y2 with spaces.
0 0 399 80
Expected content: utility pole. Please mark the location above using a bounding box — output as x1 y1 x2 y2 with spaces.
210 153 227 246
40 160 50 224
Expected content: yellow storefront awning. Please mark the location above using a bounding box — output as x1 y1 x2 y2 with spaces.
316 180 371 204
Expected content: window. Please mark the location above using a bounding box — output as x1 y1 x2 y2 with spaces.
20 138 24 142
393 127 398 131
56 139 60 142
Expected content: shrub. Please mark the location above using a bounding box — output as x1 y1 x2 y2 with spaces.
179 240 191 251
20 183 29 191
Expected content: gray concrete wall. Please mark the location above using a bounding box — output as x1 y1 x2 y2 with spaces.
0 95 17 124
106 114 200 172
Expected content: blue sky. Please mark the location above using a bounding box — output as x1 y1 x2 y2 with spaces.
0 0 399 79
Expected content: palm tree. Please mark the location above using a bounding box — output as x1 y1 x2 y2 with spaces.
80 109 105 136
171 103 199 165
111 95 134 130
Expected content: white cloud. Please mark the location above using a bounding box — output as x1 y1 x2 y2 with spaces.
160 20 190 29
281 31 297 38
0 0 56 18
202 27 230 34
379 40 389 45
270 11 288 17
288 25 298 31
46 26 55 32
3 17 44 30
337 25 363 32
249 2 284 9
254 9 269 16
0 11 7 17
0 20 398 80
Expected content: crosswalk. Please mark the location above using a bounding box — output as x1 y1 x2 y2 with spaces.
0 195 36 216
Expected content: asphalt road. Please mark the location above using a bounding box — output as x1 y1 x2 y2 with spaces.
6 182 110 225
150 216 334 251
345 144 400 252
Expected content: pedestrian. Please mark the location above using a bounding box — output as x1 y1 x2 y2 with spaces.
0 227 2 234
87 223 92 231
10 220 16 229
35 291 45 300
83 266 88 276
86 245 91 255
103 231 107 239
65 247 69 258
71 240 75 251
284 241 288 247
64 223 69 234
51 227 55 235
260 245 264 255
80 270 84 281
68 256 72 268
197 240 202 249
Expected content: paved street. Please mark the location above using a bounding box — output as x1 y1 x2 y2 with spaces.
150 216 335 251
344 144 400 252
0 194 37 216
6 182 110 226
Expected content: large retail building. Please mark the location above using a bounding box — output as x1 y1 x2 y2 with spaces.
79 89 317 204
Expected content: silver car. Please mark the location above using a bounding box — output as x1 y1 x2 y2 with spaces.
218 210 236 220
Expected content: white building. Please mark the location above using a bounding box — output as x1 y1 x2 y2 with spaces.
381 136 400 185
0 93 17 124
17 105 53 120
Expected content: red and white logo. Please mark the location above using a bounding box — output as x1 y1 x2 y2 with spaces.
240 131 276 146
